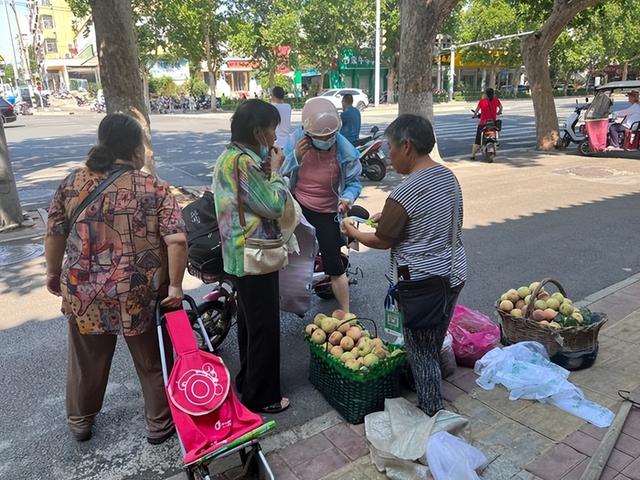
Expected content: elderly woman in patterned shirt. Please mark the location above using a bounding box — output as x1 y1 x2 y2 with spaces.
44 113 188 443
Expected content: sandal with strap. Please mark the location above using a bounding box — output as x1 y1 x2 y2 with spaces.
258 397 290 414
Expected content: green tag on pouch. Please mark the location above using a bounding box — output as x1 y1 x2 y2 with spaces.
384 308 403 335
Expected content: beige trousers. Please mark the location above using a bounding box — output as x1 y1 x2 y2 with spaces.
66 320 173 439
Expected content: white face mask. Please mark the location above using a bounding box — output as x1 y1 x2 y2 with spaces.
311 135 336 150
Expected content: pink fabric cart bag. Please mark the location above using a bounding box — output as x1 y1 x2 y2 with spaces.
585 119 609 152
164 310 264 464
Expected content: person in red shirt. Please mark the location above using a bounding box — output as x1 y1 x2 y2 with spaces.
471 88 502 160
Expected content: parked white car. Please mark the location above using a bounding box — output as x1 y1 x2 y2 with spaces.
308 88 370 111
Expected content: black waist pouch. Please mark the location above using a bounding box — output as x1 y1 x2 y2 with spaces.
396 276 462 330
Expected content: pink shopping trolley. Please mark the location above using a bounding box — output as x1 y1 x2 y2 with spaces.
156 296 276 480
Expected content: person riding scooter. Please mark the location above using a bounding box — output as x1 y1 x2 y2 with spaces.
281 98 362 313
608 89 640 150
471 88 502 160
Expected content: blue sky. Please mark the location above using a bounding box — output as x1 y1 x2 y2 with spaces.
1 1 29 70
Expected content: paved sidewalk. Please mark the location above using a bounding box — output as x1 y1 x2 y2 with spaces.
171 274 640 480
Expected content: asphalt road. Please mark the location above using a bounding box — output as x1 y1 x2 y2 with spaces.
2 98 640 480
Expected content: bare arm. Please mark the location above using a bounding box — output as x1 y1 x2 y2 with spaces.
161 232 188 308
341 220 394 250
44 235 66 296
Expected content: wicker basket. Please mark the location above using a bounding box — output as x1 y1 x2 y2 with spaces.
307 318 406 424
497 278 607 359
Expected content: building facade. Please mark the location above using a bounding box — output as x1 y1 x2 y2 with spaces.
28 0 99 90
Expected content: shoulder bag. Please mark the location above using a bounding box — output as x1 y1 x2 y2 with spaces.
234 154 290 275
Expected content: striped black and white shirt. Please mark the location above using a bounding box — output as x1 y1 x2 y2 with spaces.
375 165 467 286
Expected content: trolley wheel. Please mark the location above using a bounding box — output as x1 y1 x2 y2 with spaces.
356 101 366 111
483 147 495 163
195 300 234 351
364 157 386 181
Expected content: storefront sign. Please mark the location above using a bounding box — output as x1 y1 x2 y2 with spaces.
340 48 374 70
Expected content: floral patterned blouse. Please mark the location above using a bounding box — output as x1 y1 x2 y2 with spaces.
47 166 185 335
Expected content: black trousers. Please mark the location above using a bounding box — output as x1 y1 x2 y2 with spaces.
229 271 281 410
399 279 463 416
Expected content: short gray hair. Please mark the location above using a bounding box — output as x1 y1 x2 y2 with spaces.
384 114 436 155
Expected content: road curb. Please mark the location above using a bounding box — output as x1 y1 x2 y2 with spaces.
575 272 640 308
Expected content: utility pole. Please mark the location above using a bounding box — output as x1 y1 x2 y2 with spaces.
3 0 20 83
0 117 23 230
374 0 381 107
9 0 32 81
445 31 534 102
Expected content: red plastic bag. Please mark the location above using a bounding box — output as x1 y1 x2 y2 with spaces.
448 305 500 367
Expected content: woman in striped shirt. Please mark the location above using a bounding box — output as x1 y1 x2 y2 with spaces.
341 114 467 416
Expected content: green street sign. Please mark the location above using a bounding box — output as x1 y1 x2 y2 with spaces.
340 48 374 70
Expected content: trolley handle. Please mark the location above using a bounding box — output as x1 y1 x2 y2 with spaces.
155 294 198 326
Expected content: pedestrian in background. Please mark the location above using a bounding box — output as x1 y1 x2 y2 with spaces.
340 93 362 145
44 113 188 443
271 86 292 149
342 114 466 416
212 99 291 414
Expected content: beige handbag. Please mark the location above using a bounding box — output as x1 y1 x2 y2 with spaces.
234 154 298 275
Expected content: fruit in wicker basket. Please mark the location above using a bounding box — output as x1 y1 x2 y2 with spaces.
341 351 356 362
305 324 319 336
314 313 327 327
534 299 547 310
499 300 514 312
544 308 557 321
347 326 363 341
517 287 531 299
511 308 523 318
545 298 560 310
538 291 550 301
330 345 344 358
345 358 360 370
357 338 373 356
506 289 520 304
373 346 388 359
363 353 380 367
321 317 338 334
515 300 526 310
338 322 351 334
340 336 355 351
529 281 541 291
552 292 565 302
332 309 346 320
532 309 546 322
311 329 327 344
549 321 561 329
559 302 574 316
328 331 343 346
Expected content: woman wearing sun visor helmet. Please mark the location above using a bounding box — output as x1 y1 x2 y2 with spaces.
281 97 362 313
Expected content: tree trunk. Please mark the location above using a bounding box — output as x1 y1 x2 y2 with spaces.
622 62 629 81
203 22 217 112
387 66 396 104
319 72 325 93
0 120 23 230
89 0 155 174
398 0 459 120
521 0 603 151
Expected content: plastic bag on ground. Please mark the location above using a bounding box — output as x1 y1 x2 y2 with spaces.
474 341 614 428
426 431 487 480
440 333 457 378
365 398 468 480
448 305 500 367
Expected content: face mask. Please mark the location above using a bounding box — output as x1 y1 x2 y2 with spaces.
257 132 270 160
312 136 336 150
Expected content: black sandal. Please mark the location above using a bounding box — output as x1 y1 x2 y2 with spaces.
258 398 290 414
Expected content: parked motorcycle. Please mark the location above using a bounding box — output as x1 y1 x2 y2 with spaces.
355 126 387 181
559 99 589 149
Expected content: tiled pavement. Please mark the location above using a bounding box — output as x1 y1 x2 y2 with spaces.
169 275 640 480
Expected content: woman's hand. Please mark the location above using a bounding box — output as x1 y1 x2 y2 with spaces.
337 199 351 215
160 285 184 308
270 146 285 172
295 137 312 161
46 273 62 296
340 218 359 238
370 212 382 223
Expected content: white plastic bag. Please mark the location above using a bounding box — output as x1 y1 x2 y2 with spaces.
474 342 614 427
426 431 486 480
440 333 457 378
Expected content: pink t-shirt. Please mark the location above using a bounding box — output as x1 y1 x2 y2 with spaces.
295 146 339 213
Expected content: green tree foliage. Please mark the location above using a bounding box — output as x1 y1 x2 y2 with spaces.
457 0 522 87
2 64 15 83
228 0 301 84
299 0 373 81
183 76 209 97
148 76 179 96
